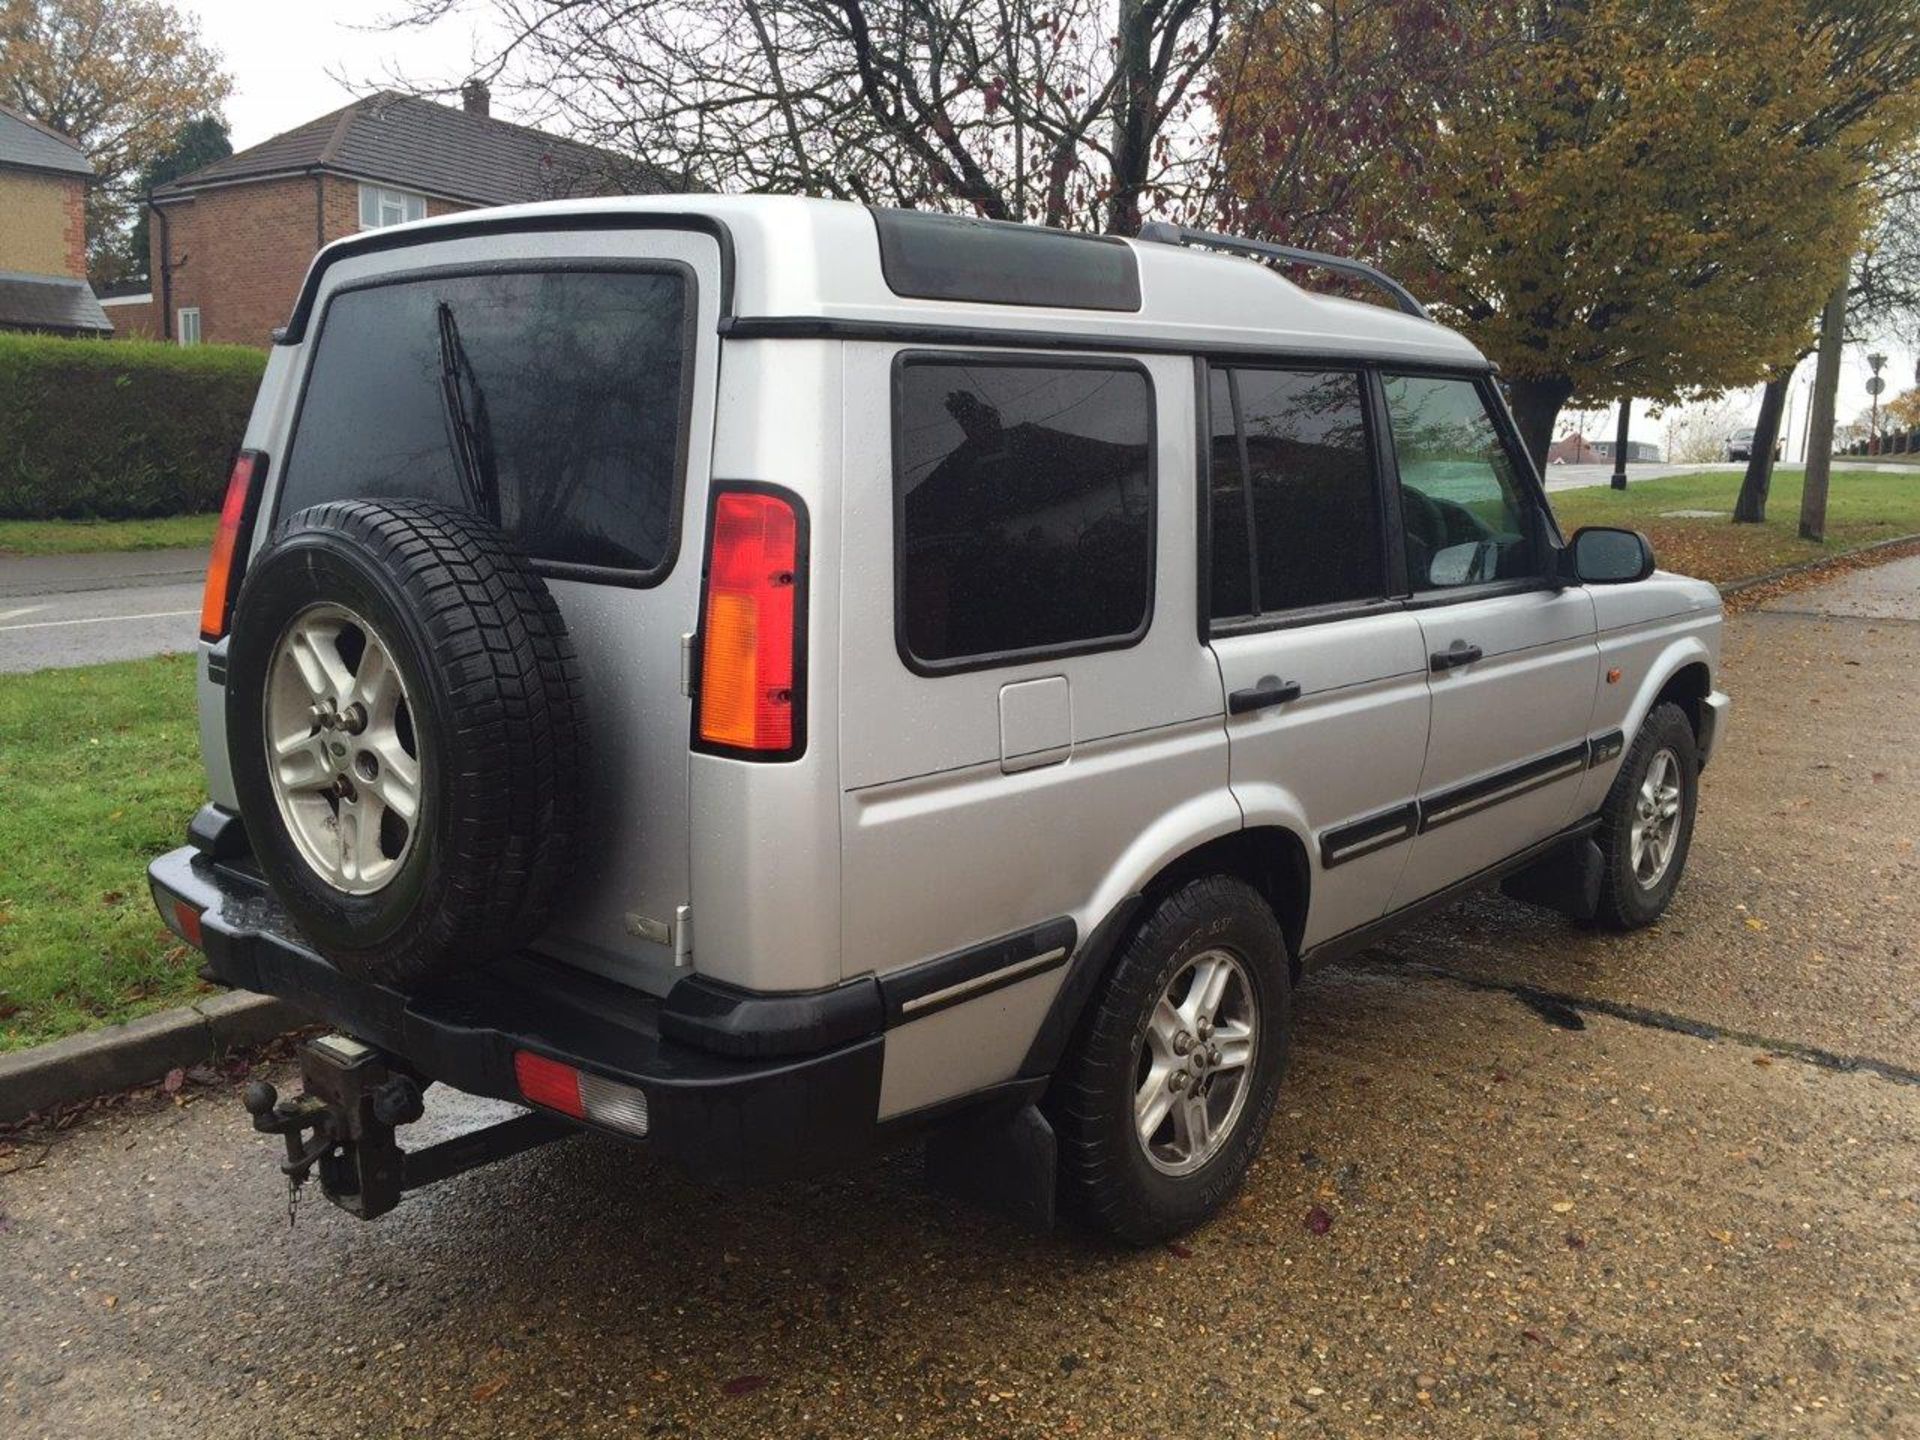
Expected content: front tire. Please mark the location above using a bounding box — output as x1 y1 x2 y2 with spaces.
1050 876 1292 1244
1593 702 1699 930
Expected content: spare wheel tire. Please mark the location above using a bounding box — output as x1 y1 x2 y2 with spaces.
225 499 588 985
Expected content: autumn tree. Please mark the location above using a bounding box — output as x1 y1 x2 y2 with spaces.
0 0 229 282
1212 0 1867 467
383 0 1227 233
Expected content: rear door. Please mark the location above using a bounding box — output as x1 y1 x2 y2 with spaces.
1381 372 1599 904
1203 363 1432 950
268 229 724 991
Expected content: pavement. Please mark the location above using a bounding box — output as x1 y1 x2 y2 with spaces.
3 560 1918 1439
0 549 205 674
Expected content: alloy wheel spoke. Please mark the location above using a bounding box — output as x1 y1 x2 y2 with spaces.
1211 1020 1254 1073
288 624 352 704
1136 1068 1176 1143
274 746 332 792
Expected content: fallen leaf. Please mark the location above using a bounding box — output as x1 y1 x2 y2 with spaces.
1565 1230 1587 1250
161 1068 186 1095
1744 917 1769 932
1305 1205 1334 1235
1551 1200 1575 1214
103 1294 118 1309
471 1377 509 1402
1754 1055 1773 1067
1166 1241 1193 1259
723 1375 770 1396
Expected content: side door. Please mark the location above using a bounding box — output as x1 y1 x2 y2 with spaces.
1204 364 1433 951
1381 372 1600 905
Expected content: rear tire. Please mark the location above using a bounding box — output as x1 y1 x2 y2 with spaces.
1050 876 1292 1244
225 500 587 985
1593 702 1698 930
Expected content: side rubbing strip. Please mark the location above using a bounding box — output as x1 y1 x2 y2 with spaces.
1588 729 1625 766
1321 803 1419 869
1419 742 1591 833
879 918 1078 1024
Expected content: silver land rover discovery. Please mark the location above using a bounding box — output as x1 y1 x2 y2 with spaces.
148 196 1728 1242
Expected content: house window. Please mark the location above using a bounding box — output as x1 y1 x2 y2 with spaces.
176 307 201 346
358 184 427 230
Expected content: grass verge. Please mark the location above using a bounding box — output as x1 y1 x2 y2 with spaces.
0 653 208 1051
1548 469 1920 586
0 513 217 557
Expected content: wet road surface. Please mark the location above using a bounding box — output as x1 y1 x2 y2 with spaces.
0 550 205 673
4 562 1917 1438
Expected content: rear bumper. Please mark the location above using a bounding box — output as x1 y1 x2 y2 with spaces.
147 844 883 1183
1698 689 1731 768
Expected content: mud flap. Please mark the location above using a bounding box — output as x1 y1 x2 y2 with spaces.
925 1102 1057 1232
1500 835 1603 921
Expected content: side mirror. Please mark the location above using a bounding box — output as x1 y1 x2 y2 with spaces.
1563 526 1654 585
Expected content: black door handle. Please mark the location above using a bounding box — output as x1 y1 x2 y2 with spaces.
1228 679 1302 715
1430 643 1484 672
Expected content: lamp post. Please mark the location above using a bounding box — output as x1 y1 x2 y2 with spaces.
1610 399 1631 490
1868 352 1888 454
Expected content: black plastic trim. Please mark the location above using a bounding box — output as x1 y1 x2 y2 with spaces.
870 207 1141 312
660 973 882 1059
186 803 249 862
271 258 699 591
1208 596 1405 639
1320 803 1419 869
889 350 1156 678
687 480 812 762
278 212 736 344
1302 816 1602 970
1588 728 1626 767
1018 896 1145 1079
1419 742 1592 833
879 918 1078 1025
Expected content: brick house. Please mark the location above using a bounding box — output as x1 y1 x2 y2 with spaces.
0 104 111 336
125 85 665 347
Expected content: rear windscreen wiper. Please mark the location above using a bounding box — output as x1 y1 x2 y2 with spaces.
435 301 502 526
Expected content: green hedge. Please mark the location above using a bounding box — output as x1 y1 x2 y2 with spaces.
0 332 266 519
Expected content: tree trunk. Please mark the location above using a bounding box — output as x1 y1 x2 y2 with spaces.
1505 374 1575 473
1732 375 1790 523
1609 400 1631 489
1106 0 1151 235
1800 275 1848 543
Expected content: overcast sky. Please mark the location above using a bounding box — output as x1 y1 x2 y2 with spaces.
180 0 1914 440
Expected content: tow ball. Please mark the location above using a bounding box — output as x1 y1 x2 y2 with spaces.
244 1033 568 1221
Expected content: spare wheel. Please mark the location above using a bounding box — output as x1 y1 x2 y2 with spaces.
224 499 588 985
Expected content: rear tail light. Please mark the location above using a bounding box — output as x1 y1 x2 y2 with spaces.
695 486 806 758
200 450 267 640
513 1050 650 1137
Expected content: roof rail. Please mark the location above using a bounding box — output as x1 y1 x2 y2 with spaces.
1135 221 1430 320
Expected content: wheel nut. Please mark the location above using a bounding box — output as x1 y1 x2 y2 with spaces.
1173 1032 1193 1056
339 702 367 735
1168 1071 1189 1092
1196 1018 1214 1042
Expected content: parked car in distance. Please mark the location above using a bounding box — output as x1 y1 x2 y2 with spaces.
149 197 1729 1243
1727 428 1782 462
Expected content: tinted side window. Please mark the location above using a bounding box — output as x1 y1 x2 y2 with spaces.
1383 374 1539 590
896 359 1153 667
1206 366 1383 620
281 267 692 576
1207 368 1253 619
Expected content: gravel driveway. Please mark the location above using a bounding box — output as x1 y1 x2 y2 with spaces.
4 561 1916 1439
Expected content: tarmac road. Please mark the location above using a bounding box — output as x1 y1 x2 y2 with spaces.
3 562 1916 1439
0 549 205 674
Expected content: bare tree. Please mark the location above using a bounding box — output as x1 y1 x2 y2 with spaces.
380 0 1228 233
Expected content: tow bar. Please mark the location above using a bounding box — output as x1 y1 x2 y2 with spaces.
244 1034 572 1220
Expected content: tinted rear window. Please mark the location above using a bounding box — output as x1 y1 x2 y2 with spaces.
279 266 693 577
895 358 1153 668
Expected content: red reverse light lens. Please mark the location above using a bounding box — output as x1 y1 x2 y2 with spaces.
200 450 266 640
513 1050 585 1119
697 489 801 754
